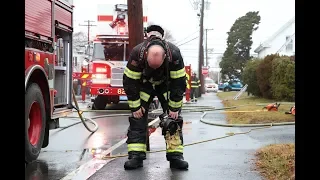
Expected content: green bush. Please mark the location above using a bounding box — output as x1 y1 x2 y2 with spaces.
256 54 280 99
242 58 263 96
270 57 295 101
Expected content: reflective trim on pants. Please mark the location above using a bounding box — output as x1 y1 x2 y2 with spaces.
128 143 147 152
166 145 184 153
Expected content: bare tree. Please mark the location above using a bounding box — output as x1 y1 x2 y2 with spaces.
216 55 223 67
147 22 176 43
73 31 88 52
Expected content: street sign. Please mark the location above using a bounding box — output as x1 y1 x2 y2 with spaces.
202 67 209 75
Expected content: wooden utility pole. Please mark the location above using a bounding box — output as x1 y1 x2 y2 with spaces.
127 0 144 51
198 0 205 95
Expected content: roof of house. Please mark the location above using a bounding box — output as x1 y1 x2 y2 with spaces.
254 16 295 53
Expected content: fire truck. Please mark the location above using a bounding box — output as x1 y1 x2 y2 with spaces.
88 3 149 110
25 0 74 163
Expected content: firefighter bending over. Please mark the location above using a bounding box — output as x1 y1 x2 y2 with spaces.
190 72 200 102
123 25 189 170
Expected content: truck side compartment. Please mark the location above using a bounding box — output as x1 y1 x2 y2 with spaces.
25 0 52 38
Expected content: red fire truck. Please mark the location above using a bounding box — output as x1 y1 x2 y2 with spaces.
25 0 74 163
88 3 149 110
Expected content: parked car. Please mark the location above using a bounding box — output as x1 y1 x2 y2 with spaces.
218 79 243 92
204 78 218 93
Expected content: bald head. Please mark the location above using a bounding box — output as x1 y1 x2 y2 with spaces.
147 45 166 69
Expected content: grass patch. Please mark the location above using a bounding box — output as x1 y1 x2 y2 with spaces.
216 92 295 124
255 143 295 180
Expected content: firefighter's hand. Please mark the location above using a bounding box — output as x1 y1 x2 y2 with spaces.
169 110 179 120
133 107 145 119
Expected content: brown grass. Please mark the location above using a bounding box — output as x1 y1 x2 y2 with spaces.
216 92 295 124
255 143 295 180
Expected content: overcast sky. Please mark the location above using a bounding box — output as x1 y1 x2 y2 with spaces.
72 0 295 70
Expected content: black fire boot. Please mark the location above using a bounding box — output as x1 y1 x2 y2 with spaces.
124 158 143 170
167 153 189 170
124 151 145 170
170 158 189 170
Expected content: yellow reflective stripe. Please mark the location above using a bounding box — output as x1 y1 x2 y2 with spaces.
191 81 197 83
140 91 150 102
127 99 141 108
197 80 200 83
186 73 190 89
128 143 146 152
124 67 141 80
169 99 183 108
170 68 186 79
167 145 184 153
191 85 199 88
163 91 171 100
186 73 190 80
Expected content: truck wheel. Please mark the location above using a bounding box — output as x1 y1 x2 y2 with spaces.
224 87 231 92
93 95 108 110
25 83 46 163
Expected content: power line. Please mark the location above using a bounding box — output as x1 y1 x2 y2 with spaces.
177 36 199 47
79 20 97 44
175 30 199 45
79 20 96 65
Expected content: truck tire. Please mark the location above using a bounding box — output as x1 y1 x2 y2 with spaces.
224 87 231 92
93 95 108 110
25 83 46 163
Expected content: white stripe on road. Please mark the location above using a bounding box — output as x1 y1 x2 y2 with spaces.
60 117 160 180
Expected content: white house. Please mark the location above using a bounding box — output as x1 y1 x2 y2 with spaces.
72 50 87 72
254 17 295 58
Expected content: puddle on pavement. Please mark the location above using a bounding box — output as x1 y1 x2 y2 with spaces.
25 126 163 180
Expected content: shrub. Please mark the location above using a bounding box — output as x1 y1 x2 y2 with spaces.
256 54 280 99
242 58 263 96
270 57 295 101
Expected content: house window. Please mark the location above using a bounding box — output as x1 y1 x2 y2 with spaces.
286 36 293 52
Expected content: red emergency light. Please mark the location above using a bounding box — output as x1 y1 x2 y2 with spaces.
118 26 125 35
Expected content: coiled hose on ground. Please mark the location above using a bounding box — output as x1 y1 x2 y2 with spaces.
56 91 295 159
59 90 295 134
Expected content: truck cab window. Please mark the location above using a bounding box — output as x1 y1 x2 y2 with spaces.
93 43 129 61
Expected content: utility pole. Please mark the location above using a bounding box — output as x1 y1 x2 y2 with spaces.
205 28 213 66
127 0 144 51
198 0 205 95
79 20 96 56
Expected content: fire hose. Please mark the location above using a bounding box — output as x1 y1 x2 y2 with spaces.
58 90 295 159
58 90 219 133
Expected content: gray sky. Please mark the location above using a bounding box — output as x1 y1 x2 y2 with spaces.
73 0 295 70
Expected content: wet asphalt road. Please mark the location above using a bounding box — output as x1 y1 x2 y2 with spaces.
25 93 295 180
